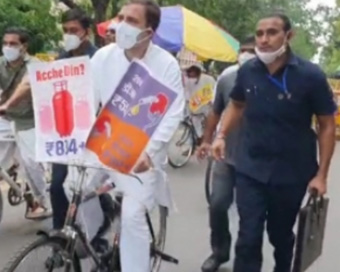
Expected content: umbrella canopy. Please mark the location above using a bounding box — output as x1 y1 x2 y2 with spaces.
96 6 239 62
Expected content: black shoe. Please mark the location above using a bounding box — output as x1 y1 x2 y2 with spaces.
201 255 226 272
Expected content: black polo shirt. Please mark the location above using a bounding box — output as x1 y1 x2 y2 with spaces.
230 53 336 185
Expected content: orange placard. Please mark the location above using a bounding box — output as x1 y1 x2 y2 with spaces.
86 60 177 173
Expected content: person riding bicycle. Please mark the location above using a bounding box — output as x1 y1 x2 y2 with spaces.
182 61 216 143
0 27 50 219
49 8 98 232
0 1 184 271
88 0 184 271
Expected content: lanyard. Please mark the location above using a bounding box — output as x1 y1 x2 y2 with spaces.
266 67 288 94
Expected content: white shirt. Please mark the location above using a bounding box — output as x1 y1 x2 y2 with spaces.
90 43 185 167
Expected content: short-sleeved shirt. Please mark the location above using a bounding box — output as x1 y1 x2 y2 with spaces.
213 66 241 165
0 55 36 131
230 53 336 185
184 73 216 115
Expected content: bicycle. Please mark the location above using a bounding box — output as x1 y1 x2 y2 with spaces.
2 165 178 272
167 113 205 168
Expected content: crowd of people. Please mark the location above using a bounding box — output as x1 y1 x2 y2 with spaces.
0 0 336 271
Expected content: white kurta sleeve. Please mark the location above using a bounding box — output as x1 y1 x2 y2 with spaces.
145 60 185 160
90 51 102 113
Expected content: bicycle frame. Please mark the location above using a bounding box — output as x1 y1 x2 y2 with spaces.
56 166 146 270
52 165 178 271
0 166 23 196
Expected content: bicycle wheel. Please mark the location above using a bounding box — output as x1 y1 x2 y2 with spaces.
8 183 23 206
204 158 214 205
1 236 81 272
167 122 195 168
150 206 168 272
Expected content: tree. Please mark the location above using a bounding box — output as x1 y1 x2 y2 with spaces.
319 1 340 73
159 0 329 60
0 0 61 54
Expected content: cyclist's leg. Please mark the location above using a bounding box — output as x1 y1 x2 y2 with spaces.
192 114 204 140
0 118 17 170
50 163 68 229
16 128 49 214
0 142 16 170
121 195 151 272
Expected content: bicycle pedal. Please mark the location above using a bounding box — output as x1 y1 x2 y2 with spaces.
153 249 179 264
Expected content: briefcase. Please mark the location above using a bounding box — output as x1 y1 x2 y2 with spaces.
292 190 329 272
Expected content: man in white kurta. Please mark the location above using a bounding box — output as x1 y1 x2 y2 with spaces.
89 1 185 271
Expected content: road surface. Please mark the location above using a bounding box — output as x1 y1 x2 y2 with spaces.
1 146 340 271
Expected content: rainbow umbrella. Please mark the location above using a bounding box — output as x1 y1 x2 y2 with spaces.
97 6 239 62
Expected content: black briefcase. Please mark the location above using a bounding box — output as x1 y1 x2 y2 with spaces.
292 190 329 272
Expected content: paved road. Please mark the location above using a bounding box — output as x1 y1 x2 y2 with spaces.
1 146 340 271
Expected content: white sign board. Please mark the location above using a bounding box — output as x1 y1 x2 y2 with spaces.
28 56 96 162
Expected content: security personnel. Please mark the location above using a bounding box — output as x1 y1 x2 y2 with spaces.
212 13 336 272
197 36 256 272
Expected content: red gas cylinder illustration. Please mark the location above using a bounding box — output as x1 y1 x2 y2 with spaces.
75 97 91 130
52 81 74 137
38 102 54 134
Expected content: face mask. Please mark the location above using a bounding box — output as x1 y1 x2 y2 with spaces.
255 43 286 64
185 77 198 89
238 52 256 66
63 34 82 52
116 21 149 50
2 46 21 62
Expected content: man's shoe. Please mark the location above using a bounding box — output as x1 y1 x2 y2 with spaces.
201 255 224 272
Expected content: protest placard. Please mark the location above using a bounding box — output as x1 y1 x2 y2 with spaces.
28 56 96 162
86 60 178 174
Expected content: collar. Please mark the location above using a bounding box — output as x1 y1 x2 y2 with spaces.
59 41 97 59
123 41 154 62
4 54 30 68
253 51 299 70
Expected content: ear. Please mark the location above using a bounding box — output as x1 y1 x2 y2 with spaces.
286 30 295 42
22 43 28 51
85 28 91 37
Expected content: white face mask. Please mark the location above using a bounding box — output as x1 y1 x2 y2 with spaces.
116 21 149 50
238 52 256 66
63 34 82 52
184 77 198 89
2 46 21 62
255 43 286 64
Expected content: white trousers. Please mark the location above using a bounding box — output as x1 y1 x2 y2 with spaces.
65 167 160 272
15 128 47 205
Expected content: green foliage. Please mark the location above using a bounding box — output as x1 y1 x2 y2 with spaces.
0 0 61 54
0 0 331 61
320 3 340 73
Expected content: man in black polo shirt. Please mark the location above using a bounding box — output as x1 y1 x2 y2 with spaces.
197 36 256 272
212 14 336 272
50 8 97 230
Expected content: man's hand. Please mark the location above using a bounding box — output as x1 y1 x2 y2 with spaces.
211 138 225 161
196 142 211 160
133 153 153 173
0 103 8 115
308 175 327 196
